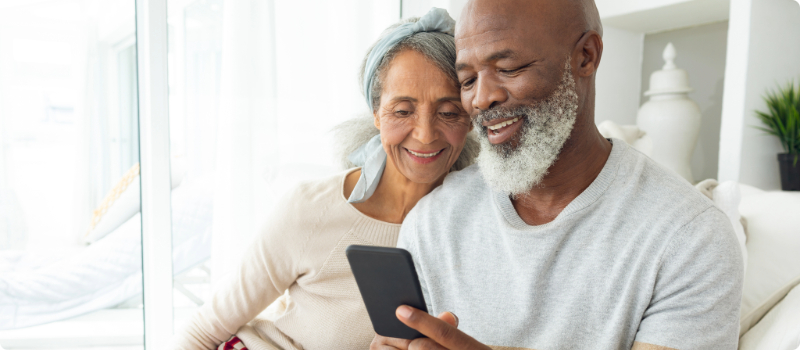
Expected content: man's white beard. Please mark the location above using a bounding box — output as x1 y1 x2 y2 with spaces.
474 59 579 196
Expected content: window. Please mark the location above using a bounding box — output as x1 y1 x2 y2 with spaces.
0 0 143 348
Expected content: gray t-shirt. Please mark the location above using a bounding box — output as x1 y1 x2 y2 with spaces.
398 140 743 350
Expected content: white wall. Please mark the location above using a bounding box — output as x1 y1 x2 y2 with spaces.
719 0 800 189
641 21 728 182
594 26 644 126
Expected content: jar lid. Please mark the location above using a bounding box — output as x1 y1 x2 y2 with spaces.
644 43 693 96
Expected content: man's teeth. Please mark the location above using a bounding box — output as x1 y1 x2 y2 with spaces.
408 149 443 158
487 117 521 131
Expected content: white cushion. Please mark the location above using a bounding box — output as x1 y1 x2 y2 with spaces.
83 166 141 244
738 187 800 335
0 175 212 329
596 120 653 156
83 158 186 244
739 283 800 350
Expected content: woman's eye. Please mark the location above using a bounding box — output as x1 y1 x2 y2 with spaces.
440 112 459 118
395 109 410 116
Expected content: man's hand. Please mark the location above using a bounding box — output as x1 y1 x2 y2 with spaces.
370 306 491 350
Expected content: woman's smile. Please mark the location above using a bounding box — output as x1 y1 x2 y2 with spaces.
404 147 447 164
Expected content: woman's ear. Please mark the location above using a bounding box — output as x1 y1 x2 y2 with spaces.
373 112 381 129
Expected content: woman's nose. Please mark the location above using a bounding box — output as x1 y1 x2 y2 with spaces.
473 74 508 111
412 113 439 145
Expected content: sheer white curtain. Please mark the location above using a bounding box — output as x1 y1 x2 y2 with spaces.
208 0 400 285
210 0 278 284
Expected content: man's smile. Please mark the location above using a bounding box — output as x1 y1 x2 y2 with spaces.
482 116 525 145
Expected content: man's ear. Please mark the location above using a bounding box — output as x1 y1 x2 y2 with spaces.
573 30 603 78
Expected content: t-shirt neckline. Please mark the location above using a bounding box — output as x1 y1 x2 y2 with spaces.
493 139 626 230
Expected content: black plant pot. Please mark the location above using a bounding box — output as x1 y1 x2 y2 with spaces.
778 153 800 191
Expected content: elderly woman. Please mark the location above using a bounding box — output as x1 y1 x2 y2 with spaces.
173 8 478 350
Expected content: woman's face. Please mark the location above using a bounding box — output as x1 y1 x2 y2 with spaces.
375 49 472 184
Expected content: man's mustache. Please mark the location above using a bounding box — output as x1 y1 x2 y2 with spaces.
473 106 528 128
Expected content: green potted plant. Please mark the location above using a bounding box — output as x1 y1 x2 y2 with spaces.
755 81 800 191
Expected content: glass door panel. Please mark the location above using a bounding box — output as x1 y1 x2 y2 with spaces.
0 1 143 349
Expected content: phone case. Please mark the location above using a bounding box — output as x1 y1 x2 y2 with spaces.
345 245 428 340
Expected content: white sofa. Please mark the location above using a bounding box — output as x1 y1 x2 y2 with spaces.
734 184 800 350
696 180 800 350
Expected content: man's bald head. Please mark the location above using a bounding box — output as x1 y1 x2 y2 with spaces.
575 0 603 37
457 0 602 48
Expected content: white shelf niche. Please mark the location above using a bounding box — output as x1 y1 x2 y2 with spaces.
598 0 730 34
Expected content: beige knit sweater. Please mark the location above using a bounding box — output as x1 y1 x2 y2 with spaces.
174 169 401 350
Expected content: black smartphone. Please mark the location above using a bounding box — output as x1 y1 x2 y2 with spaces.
345 244 428 340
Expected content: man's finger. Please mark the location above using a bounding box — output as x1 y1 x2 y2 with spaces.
396 306 487 350
408 338 449 350
372 345 402 350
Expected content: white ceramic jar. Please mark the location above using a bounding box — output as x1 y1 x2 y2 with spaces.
636 43 701 183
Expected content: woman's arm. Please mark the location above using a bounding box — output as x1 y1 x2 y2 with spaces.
172 189 312 349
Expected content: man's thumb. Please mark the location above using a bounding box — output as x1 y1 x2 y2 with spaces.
437 311 459 328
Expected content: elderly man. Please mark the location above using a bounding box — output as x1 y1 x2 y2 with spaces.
371 0 743 349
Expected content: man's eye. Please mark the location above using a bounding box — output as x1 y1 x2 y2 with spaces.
460 78 475 89
500 62 533 75
499 67 522 74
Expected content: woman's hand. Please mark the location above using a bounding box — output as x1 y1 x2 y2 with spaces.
370 307 491 350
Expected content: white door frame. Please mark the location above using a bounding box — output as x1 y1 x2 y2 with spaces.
136 0 175 347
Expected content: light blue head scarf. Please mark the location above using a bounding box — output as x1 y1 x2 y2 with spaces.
347 7 456 204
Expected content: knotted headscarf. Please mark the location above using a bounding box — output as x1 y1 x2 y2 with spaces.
347 8 456 204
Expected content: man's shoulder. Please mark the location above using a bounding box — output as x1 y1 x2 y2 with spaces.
402 165 489 236
416 164 488 210
599 144 738 274
442 163 486 190
615 144 715 222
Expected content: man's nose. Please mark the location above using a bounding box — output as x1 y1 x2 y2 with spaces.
473 74 508 111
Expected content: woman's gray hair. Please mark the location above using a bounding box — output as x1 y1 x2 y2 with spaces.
360 17 459 113
332 16 479 173
332 116 480 172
